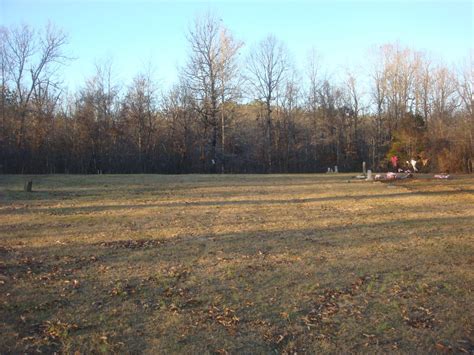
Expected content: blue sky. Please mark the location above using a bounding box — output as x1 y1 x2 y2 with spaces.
1 0 472 92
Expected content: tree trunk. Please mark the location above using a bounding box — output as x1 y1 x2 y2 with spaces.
221 106 225 174
24 180 33 192
266 101 273 173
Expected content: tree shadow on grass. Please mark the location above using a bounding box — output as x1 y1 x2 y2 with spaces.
2 187 472 218
1 213 472 353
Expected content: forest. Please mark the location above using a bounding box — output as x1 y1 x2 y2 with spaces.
0 16 472 174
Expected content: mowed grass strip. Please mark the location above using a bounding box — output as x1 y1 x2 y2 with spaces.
0 174 473 353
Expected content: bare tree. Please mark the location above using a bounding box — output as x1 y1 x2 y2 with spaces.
0 27 12 170
246 35 289 172
279 69 301 171
162 81 196 173
217 26 242 172
77 59 119 173
305 48 321 112
1 23 69 172
371 51 387 148
456 56 473 172
431 65 457 122
371 44 423 133
344 71 362 151
182 13 242 173
457 57 473 117
369 43 421 168
304 48 322 159
122 69 158 172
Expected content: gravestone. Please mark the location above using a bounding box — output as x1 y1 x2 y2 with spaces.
24 180 33 192
334 166 338 173
366 170 373 181
363 161 366 175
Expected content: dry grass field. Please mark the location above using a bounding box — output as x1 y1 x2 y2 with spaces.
0 174 473 353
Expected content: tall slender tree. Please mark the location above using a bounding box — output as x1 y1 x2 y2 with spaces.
182 13 242 173
246 35 289 172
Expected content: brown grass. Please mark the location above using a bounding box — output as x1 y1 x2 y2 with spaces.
0 174 473 353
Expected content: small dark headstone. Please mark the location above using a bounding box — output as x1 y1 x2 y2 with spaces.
24 180 33 192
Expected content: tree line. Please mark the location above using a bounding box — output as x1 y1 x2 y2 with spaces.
1 16 472 174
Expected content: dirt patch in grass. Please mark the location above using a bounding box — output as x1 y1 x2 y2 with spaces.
1 174 473 353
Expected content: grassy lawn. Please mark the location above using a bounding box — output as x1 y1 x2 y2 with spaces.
0 174 473 353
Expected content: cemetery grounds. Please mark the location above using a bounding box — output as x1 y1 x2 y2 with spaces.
0 174 473 353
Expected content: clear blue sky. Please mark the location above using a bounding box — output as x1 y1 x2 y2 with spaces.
1 0 472 92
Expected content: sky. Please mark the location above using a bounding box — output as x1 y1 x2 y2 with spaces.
1 0 472 92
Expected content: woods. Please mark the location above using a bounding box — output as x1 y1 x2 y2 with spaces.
1 18 472 174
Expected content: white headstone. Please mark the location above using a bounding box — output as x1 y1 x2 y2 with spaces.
363 161 366 174
334 165 338 173
366 170 373 180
